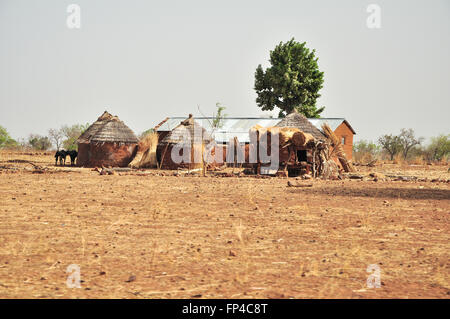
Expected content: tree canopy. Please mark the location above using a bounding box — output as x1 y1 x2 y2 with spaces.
212 103 227 129
254 38 325 118
48 128 64 151
378 134 402 160
377 129 424 161
398 128 423 159
426 134 450 161
353 140 380 163
0 125 17 148
27 134 52 151
61 123 90 150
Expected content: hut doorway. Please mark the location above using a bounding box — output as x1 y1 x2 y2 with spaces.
296 150 307 162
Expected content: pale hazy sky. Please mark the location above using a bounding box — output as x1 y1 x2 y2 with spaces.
0 0 449 143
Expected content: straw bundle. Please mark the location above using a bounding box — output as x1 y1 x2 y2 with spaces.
279 127 300 146
292 131 315 147
321 123 355 172
129 132 158 168
139 147 158 168
128 152 144 168
321 158 340 179
256 126 314 148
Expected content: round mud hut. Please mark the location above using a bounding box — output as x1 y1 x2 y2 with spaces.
157 114 215 170
275 110 326 141
274 110 330 177
77 111 139 167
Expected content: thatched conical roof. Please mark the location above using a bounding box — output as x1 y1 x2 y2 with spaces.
77 111 139 144
160 114 212 145
275 110 325 140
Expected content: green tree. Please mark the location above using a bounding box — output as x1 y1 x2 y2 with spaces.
212 103 227 129
254 38 325 118
0 126 18 148
378 134 402 160
27 134 52 150
398 128 423 159
61 123 89 150
426 134 450 161
353 140 380 163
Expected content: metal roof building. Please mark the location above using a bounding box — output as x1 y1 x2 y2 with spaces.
309 118 356 134
156 117 355 143
156 117 280 143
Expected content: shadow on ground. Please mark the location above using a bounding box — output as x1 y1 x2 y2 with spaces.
289 185 450 200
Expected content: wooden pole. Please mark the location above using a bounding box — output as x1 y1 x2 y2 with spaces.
159 143 169 170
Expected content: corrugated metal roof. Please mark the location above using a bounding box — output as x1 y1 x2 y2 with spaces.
156 117 353 143
308 118 345 132
308 118 356 134
157 117 280 143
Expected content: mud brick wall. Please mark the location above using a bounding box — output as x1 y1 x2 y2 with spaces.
78 142 138 167
333 122 354 160
157 144 223 170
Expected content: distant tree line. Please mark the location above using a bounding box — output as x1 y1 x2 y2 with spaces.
353 129 449 164
0 124 89 151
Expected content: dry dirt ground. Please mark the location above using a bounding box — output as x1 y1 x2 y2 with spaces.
0 151 449 299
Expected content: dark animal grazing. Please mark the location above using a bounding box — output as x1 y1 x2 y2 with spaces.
66 150 78 166
54 150 67 166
